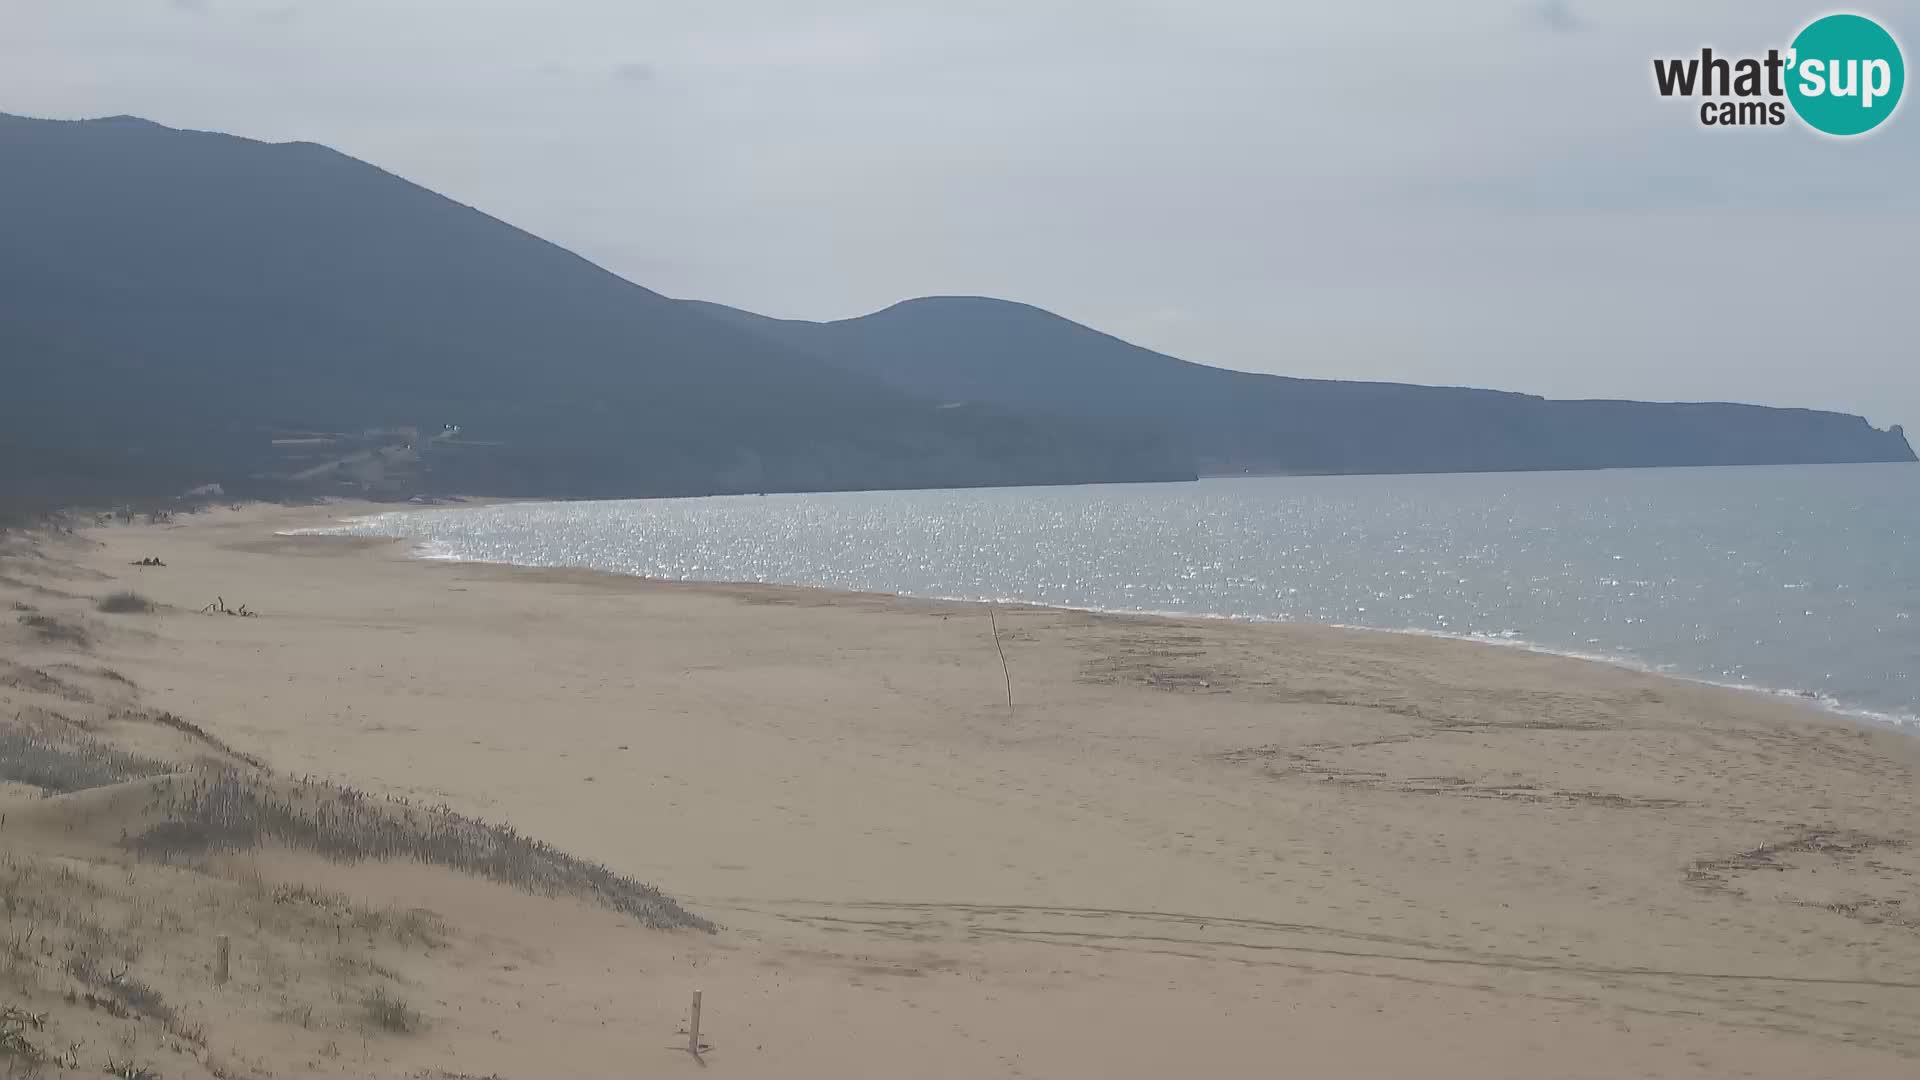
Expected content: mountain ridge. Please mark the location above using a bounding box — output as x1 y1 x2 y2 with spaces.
0 110 1909 508
0 111 1189 504
683 295 1914 475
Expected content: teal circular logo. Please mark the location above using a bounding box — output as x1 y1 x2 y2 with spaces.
1786 14 1905 135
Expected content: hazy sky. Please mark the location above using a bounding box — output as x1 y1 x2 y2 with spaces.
6 0 1917 429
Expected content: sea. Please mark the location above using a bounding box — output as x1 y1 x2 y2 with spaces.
310 463 1920 729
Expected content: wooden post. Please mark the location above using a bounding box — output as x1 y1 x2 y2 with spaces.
215 935 231 985
689 989 703 1055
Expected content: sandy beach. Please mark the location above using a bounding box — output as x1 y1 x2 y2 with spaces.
3 501 1918 1078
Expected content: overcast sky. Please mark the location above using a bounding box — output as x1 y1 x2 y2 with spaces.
6 0 1917 430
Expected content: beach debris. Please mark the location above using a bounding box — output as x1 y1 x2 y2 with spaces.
105 1056 161 1080
0 1006 46 1031
0 1006 49 1069
130 557 166 567
199 596 257 617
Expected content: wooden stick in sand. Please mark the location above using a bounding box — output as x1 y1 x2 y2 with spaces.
689 989 703 1056
989 603 1013 709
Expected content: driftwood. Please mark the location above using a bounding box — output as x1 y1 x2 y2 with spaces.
129 557 166 567
199 596 257 618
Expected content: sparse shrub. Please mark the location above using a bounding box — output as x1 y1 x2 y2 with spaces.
16 613 88 647
362 987 420 1034
60 953 99 985
0 1005 49 1069
106 1057 161 1080
0 732 172 794
58 945 175 1025
392 907 448 948
127 774 710 930
136 709 264 768
271 881 347 910
351 905 447 949
329 951 399 981
96 591 156 614
104 975 175 1025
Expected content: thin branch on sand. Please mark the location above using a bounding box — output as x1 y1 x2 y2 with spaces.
988 603 1013 710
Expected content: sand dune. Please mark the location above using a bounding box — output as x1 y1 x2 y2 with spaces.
2 502 1917 1078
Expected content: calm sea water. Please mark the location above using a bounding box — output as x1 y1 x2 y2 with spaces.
315 464 1920 727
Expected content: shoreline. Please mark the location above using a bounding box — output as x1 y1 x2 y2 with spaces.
8 500 1920 1077
294 502 1918 735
